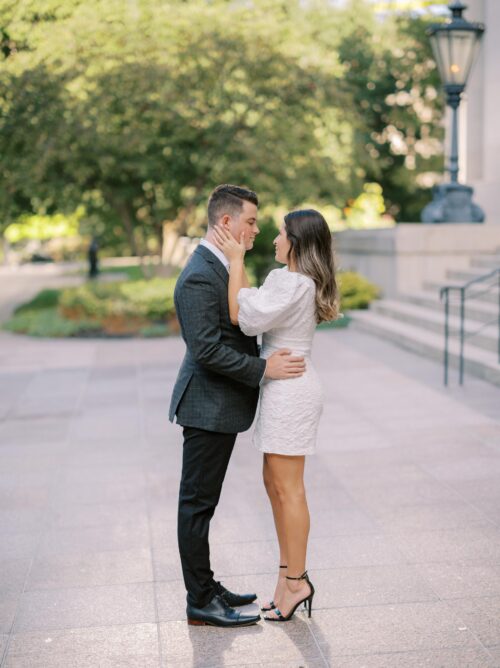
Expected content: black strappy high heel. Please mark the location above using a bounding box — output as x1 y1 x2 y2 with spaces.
260 564 287 612
264 570 315 622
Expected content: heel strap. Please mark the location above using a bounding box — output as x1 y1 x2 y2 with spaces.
279 565 287 569
286 570 308 581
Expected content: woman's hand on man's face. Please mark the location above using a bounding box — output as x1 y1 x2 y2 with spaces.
212 224 246 263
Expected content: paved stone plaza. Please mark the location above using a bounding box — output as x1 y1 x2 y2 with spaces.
0 325 500 667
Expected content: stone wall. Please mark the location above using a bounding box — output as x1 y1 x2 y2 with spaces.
335 224 500 297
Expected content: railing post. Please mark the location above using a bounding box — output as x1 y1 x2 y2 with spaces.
444 288 450 386
442 268 498 387
459 287 465 385
498 271 500 364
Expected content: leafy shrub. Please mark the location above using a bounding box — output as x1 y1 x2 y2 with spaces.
5 308 100 337
120 278 175 319
59 277 176 321
140 324 170 337
317 314 351 330
59 285 106 318
14 289 61 314
5 268 377 339
338 271 379 310
5 273 178 338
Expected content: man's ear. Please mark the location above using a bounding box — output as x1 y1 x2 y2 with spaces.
220 214 231 229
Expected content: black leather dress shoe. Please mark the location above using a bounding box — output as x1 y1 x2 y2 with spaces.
214 580 257 607
187 594 260 627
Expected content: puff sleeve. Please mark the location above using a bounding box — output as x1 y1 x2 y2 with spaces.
237 268 311 336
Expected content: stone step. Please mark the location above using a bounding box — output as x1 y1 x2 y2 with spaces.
424 280 499 305
403 290 499 324
446 268 500 283
351 309 500 387
470 255 500 270
371 299 499 354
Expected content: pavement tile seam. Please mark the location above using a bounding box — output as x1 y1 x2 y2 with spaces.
439 599 500 658
153 592 500 621
411 561 500 600
0 635 8 668
408 463 500 526
297 598 446 613
448 500 500 531
206 520 499 544
2 330 500 665
318 638 482 659
397 557 500 568
146 511 164 665
5 410 80 422
425 592 500 603
151 562 500 583
321 644 491 657
5 620 163 638
265 615 328 668
0 524 42 659
318 646 497 666
310 599 486 653
24 578 157 594
138 360 168 668
0 359 91 659
167 530 387 548
8 618 162 639
301 624 330 668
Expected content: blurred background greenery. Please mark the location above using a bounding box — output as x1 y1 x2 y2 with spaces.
0 0 447 336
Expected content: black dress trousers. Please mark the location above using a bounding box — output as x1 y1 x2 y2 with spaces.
177 426 237 608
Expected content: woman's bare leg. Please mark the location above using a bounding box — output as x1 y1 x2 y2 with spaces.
262 453 288 606
264 453 312 619
263 454 288 564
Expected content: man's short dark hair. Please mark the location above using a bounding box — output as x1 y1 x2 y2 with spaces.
207 184 258 227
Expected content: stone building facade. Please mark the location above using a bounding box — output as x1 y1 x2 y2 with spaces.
461 0 500 224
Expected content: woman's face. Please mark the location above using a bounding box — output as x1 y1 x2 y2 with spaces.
274 224 292 265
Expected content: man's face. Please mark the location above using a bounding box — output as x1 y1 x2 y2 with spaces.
226 200 259 251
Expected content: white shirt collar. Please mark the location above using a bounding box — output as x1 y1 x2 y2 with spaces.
200 238 230 272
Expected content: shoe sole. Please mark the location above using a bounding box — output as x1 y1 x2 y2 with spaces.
187 618 259 627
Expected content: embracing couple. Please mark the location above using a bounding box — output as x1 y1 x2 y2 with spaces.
169 184 339 627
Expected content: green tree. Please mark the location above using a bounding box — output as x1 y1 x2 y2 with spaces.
0 0 446 254
1 0 357 253
333 1 445 220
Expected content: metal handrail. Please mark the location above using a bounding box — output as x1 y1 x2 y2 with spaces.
440 267 500 385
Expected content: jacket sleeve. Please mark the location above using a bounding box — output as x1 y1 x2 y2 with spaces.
175 273 266 388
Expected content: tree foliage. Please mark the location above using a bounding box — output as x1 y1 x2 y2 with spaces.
0 0 445 252
334 5 444 219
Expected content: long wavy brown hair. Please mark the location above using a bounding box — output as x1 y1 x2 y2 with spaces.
284 209 339 323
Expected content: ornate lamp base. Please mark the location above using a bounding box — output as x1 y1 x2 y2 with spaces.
421 183 485 223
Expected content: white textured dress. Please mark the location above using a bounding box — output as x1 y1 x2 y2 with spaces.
237 267 323 455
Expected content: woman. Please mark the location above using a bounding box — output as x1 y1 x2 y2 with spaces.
213 209 339 622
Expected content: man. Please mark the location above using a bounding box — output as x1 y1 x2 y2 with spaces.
169 184 306 627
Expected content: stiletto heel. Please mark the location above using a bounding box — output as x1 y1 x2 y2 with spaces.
260 564 287 612
305 593 313 618
264 570 315 622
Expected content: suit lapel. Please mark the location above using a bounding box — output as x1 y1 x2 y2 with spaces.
194 245 229 287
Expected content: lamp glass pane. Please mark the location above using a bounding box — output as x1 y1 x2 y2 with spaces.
431 32 448 81
449 30 478 85
432 28 481 87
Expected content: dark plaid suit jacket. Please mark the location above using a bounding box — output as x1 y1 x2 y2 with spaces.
169 244 266 434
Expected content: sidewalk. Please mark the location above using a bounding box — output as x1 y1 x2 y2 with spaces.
0 327 499 667
0 263 84 325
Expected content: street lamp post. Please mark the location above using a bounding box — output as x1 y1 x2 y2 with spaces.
421 1 485 223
